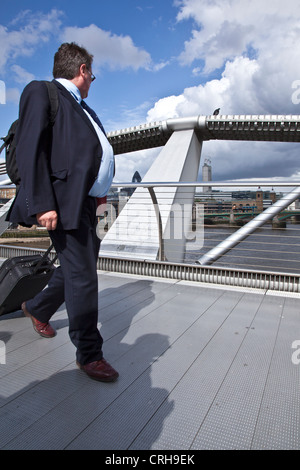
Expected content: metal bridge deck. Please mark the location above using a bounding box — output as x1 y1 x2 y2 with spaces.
107 114 300 154
0 270 299 450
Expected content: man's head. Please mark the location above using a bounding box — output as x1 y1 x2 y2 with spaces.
53 42 95 99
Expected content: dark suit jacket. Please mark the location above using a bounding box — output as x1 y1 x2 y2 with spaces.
8 79 102 230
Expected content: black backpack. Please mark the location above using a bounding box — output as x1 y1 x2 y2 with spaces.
0 81 59 187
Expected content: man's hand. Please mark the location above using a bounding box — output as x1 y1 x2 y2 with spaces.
36 210 58 231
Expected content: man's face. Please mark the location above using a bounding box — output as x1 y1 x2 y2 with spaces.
79 65 95 99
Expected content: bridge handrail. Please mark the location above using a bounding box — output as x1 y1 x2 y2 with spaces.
102 180 300 265
2 180 300 288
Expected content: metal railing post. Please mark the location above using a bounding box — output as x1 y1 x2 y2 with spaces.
147 187 165 261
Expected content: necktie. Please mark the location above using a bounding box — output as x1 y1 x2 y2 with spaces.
81 100 106 135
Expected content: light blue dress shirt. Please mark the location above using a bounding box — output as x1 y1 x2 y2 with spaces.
55 78 114 198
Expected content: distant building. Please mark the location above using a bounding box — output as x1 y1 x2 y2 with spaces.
120 171 142 197
0 185 15 204
256 186 264 212
132 171 141 183
202 159 212 193
270 188 276 204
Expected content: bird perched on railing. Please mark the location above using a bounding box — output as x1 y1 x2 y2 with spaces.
213 108 220 116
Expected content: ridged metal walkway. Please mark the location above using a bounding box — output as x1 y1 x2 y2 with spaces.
0 268 300 450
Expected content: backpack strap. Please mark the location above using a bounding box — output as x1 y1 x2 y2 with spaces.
1 120 18 147
44 81 59 125
0 141 6 154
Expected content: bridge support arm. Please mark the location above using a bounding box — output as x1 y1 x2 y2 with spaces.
100 129 203 262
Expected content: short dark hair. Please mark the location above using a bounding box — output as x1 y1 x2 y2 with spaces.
52 42 93 79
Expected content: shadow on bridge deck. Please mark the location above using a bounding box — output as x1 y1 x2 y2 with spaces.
0 270 300 450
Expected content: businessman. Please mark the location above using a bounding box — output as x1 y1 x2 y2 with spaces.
8 42 118 382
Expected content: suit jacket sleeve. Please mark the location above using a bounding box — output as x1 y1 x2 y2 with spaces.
16 80 57 218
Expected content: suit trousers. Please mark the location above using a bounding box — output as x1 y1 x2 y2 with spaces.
26 197 103 365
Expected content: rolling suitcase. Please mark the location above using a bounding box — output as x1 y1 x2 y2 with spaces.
0 244 57 316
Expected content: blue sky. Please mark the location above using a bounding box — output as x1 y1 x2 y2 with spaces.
1 1 193 130
1 0 300 183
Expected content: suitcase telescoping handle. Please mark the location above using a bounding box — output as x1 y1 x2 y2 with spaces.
33 244 58 274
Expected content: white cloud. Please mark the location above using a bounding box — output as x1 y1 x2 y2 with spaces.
147 94 186 122
104 100 154 133
142 0 300 181
145 53 300 180
146 56 261 120
176 0 300 72
11 65 35 84
0 10 63 74
192 67 201 77
152 61 170 72
62 24 152 71
173 0 300 115
114 148 160 182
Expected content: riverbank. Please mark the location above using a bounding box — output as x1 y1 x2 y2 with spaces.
0 237 51 249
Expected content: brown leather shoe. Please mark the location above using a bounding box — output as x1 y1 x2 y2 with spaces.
22 302 56 338
76 359 119 382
